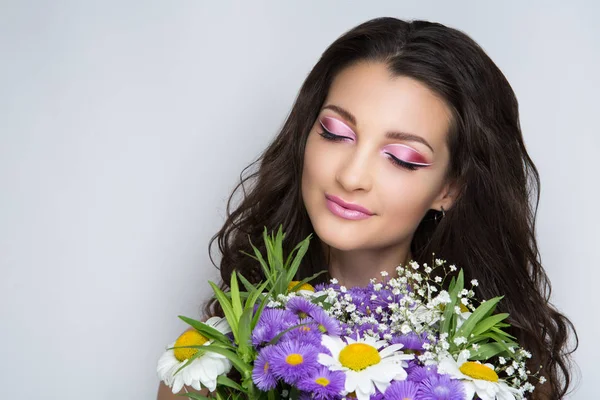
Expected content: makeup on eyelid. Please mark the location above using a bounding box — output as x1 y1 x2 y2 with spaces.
382 144 432 166
319 116 433 165
320 116 357 139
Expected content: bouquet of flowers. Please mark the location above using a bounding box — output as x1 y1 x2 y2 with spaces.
157 227 544 399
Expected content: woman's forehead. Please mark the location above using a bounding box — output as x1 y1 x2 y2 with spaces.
322 62 452 152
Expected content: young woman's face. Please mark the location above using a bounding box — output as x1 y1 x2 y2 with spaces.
301 61 454 252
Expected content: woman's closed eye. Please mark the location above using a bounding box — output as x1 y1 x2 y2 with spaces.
317 125 429 171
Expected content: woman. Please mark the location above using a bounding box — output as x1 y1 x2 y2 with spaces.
158 17 576 399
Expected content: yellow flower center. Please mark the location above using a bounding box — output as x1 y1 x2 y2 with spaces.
286 353 304 366
459 361 499 382
338 343 381 371
264 362 269 372
315 377 330 386
460 303 469 313
173 330 209 361
287 281 315 292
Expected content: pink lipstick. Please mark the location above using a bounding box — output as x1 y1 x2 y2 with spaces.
325 194 373 220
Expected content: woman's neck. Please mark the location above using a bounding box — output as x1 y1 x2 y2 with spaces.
326 243 412 288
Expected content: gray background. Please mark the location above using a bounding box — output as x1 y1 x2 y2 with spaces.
1 1 597 399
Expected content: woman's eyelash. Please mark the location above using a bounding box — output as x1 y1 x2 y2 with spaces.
318 129 348 142
318 128 423 171
385 153 421 171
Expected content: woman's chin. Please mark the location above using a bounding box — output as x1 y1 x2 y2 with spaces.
313 222 368 252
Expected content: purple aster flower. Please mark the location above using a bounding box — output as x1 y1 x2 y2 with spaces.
283 320 323 347
384 380 419 400
320 281 341 291
269 340 320 385
252 308 298 346
390 332 427 352
348 286 373 314
308 306 342 336
286 296 319 319
252 345 278 390
408 364 439 383
297 365 345 400
348 322 383 340
418 374 465 400
370 391 385 399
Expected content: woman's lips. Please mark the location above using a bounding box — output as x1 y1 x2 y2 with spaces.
325 194 373 220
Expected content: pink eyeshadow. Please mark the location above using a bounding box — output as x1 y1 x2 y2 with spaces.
320 116 357 139
383 144 432 165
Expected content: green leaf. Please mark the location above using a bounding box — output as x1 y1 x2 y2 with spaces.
251 285 271 328
178 316 232 346
171 348 204 376
246 279 270 315
237 273 257 293
288 270 327 293
230 272 243 320
285 235 312 283
491 326 517 340
178 393 212 400
267 322 309 345
208 281 239 343
216 375 245 392
236 305 256 363
440 269 464 334
455 296 503 340
201 344 251 375
469 342 507 360
481 332 517 351
471 313 509 336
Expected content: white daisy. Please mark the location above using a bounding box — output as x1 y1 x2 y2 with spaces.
157 317 232 393
318 334 414 400
437 351 520 400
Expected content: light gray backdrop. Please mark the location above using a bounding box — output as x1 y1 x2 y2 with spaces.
1 1 597 399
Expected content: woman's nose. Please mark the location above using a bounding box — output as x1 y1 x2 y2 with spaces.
335 150 374 193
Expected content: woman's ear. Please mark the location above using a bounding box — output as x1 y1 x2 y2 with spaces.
431 179 459 212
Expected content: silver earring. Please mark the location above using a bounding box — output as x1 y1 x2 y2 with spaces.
434 206 446 222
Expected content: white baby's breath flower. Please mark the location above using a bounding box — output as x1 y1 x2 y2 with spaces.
471 279 479 286
453 336 467 346
435 291 451 305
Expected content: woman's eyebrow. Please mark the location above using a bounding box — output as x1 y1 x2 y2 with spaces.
321 104 435 154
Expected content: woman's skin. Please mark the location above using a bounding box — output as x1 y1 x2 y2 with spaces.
157 61 457 399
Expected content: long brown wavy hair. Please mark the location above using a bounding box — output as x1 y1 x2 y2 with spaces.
204 17 577 398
